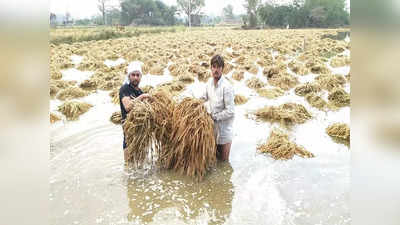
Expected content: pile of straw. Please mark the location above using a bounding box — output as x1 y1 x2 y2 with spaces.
177 73 195 83
326 123 350 145
288 61 309 75
330 56 350 68
305 93 328 110
256 88 284 99
267 72 299 90
110 111 122 124
149 65 165 75
58 101 93 120
328 88 350 107
141 85 154 93
257 128 314 160
315 74 346 91
123 90 216 179
254 103 312 127
109 89 120 104
234 95 248 105
246 77 266 89
50 84 59 98
231 70 244 81
50 113 61 124
79 78 98 90
294 82 321 96
56 87 88 100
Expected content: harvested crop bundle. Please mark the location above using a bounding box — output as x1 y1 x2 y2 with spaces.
100 80 121 91
288 61 309 75
315 74 346 91
328 88 350 107
257 128 314 160
58 101 93 120
256 88 284 99
294 82 321 96
254 103 312 127
141 85 154 93
110 111 122 125
330 56 350 68
345 73 350 82
164 98 216 179
326 123 350 145
149 64 165 75
223 62 234 74
311 64 330 74
267 72 299 91
56 87 88 100
246 77 266 89
50 113 61 124
197 69 211 82
79 78 98 90
51 70 62 80
243 64 258 75
177 73 195 83
50 84 59 98
109 89 119 104
232 70 244 81
234 95 248 105
263 67 280 78
123 91 216 179
305 93 328 110
168 64 187 76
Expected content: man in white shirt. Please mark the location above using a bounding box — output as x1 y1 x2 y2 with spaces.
201 55 235 161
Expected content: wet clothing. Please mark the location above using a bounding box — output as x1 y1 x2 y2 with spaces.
201 76 235 145
119 83 143 149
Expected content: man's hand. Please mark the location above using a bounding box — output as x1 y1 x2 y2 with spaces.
137 94 151 101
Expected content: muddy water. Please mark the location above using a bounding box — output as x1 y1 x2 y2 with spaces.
50 56 350 225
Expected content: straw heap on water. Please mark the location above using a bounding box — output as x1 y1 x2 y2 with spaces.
326 123 350 145
246 77 266 89
234 95 248 105
58 101 93 120
254 103 312 127
257 128 315 160
110 111 122 125
294 82 321 96
50 113 61 123
256 88 284 99
267 72 299 91
56 87 89 101
328 88 350 107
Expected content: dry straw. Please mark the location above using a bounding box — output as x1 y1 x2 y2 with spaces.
56 87 88 101
234 95 248 105
257 128 314 160
256 88 284 99
246 77 266 89
326 123 350 145
58 101 93 120
254 103 312 127
328 88 350 107
110 111 122 124
294 82 321 96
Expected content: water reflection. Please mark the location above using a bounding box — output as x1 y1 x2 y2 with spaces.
125 162 234 224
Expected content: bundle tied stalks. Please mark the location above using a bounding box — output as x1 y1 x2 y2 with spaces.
294 82 321 96
123 90 216 179
110 111 122 125
254 103 312 127
257 128 314 160
326 123 350 146
163 98 216 179
234 95 248 105
58 101 93 120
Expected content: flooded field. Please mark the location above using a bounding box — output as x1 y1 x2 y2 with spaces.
50 28 350 225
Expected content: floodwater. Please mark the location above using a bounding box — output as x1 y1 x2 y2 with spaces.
50 50 350 225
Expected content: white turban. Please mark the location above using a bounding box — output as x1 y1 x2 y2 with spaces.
124 61 143 84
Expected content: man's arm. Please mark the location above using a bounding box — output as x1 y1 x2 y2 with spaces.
121 94 151 113
212 85 235 121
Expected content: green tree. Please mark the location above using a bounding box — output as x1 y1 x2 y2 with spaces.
223 4 234 20
176 0 205 27
98 0 108 25
243 0 261 28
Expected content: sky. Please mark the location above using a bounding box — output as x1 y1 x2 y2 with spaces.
50 0 349 19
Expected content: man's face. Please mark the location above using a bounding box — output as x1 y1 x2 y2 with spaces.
211 64 223 80
129 71 141 87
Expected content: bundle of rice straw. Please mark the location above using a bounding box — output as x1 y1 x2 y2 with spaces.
328 88 350 107
330 56 350 68
257 88 284 99
56 87 88 101
310 64 330 74
294 82 321 96
305 93 328 110
123 90 216 179
50 70 62 80
163 98 216 179
197 69 211 82
177 73 195 83
50 84 59 98
79 78 98 90
254 103 312 127
234 95 248 105
50 113 60 124
110 111 122 125
149 65 165 75
58 101 93 120
315 74 346 91
326 123 350 145
231 70 244 81
243 64 258 75
246 77 266 89
141 85 154 93
257 128 314 160
223 63 234 74
109 89 120 104
288 61 309 75
267 72 299 91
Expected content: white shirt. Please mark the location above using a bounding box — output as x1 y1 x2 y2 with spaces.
201 76 235 145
